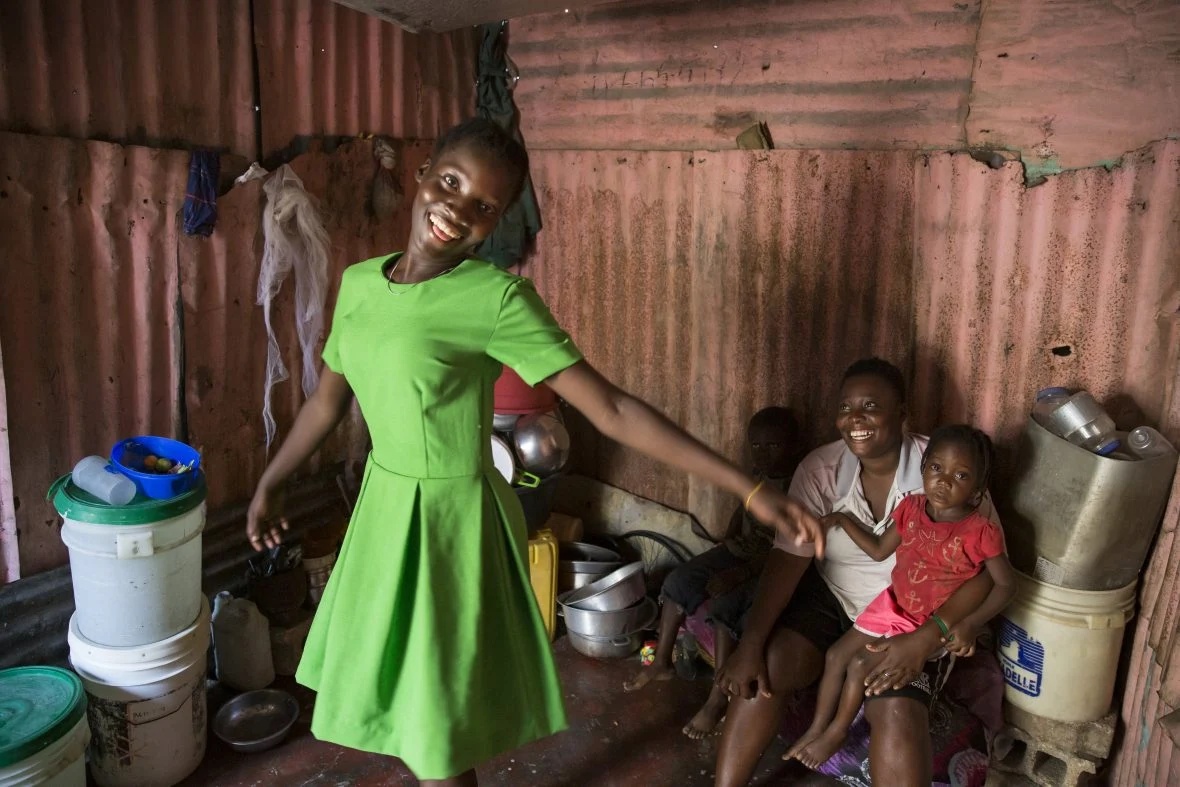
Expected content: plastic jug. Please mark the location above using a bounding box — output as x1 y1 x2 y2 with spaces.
1031 387 1071 430
1129 427 1176 459
211 591 275 691
71 456 136 506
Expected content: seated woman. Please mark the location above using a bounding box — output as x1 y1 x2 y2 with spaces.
624 407 803 739
713 358 1000 787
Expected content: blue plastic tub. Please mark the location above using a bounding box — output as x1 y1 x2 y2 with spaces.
111 437 201 500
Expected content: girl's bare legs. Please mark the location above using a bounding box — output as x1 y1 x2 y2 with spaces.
784 629 876 762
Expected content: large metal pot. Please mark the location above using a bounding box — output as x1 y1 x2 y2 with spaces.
559 595 657 638
562 562 645 612
567 630 643 660
559 542 622 592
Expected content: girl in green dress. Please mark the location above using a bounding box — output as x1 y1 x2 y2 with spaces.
246 118 824 786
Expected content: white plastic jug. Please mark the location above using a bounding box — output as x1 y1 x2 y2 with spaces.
211 592 275 691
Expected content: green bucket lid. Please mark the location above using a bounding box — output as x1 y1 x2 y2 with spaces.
0 666 86 768
49 472 207 525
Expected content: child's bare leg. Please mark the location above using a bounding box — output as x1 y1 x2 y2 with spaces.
624 599 683 691
797 641 889 769
784 630 875 760
683 622 733 739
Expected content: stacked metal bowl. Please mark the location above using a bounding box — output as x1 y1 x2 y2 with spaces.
558 562 655 659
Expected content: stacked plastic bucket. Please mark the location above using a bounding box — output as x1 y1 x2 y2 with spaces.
51 443 209 787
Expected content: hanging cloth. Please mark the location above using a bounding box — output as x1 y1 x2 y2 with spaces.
183 150 220 237
257 165 330 450
474 21 542 269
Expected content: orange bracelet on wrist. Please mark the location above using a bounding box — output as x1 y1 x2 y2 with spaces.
744 480 765 511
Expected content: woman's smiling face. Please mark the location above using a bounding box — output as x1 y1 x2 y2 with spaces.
835 373 905 461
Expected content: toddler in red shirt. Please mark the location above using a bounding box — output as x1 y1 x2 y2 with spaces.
786 424 1016 769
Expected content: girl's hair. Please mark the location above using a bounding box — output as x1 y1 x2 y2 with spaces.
921 424 995 493
841 357 906 404
434 117 530 196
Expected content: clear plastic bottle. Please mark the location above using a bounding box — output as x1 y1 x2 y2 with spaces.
1128 426 1176 459
1032 387 1071 431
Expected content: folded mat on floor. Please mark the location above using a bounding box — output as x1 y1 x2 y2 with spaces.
684 602 1003 786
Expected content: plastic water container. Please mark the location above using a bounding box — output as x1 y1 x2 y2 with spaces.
528 529 559 641
52 474 206 647
211 592 275 691
998 572 1135 722
71 457 136 506
1129 426 1176 459
68 598 209 787
0 667 89 787
1042 391 1120 455
1030 387 1070 430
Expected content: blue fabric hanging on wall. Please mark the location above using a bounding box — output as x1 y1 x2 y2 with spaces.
183 150 220 237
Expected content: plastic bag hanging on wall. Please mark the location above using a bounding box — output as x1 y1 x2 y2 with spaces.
257 165 330 451
368 137 403 219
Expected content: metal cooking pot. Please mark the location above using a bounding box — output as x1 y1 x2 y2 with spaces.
567 630 644 660
559 568 613 592
513 413 570 477
560 542 622 572
492 413 520 432
559 595 657 638
562 562 645 612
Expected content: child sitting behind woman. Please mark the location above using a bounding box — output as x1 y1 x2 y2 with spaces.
785 424 1016 768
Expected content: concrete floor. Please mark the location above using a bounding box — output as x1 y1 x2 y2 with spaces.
180 637 836 786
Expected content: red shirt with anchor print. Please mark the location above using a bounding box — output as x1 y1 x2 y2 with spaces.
889 494 1006 617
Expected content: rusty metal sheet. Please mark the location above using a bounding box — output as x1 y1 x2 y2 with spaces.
527 148 916 529
968 0 1180 179
0 133 188 577
511 0 978 151
0 0 257 158
181 138 433 510
254 0 478 159
329 0 615 34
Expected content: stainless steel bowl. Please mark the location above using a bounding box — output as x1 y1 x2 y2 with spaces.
213 689 300 753
513 413 570 476
492 413 520 432
559 595 657 638
559 568 614 592
561 562 645 612
567 630 644 660
559 542 622 573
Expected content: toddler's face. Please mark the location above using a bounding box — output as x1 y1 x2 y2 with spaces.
921 442 980 512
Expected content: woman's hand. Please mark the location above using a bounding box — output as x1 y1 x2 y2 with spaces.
246 484 288 551
748 485 825 558
715 641 772 700
862 627 939 695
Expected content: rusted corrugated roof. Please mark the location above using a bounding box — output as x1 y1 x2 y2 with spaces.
254 0 477 158
0 132 188 577
0 0 257 158
511 0 978 151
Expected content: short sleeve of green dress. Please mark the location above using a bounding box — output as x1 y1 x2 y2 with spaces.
295 255 582 779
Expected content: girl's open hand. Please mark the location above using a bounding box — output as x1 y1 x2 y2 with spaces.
748 485 825 559
246 484 289 552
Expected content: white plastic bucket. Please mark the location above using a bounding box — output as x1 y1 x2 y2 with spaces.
68 598 210 787
0 715 89 787
998 572 1136 722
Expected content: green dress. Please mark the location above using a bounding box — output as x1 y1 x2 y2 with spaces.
295 254 582 779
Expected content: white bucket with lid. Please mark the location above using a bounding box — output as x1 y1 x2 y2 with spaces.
0 667 89 787
52 473 207 647
998 572 1136 722
69 598 210 787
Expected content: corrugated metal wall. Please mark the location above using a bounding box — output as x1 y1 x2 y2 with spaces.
0 0 476 161
511 0 1180 174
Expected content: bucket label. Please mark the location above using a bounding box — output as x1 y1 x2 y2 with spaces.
999 617 1044 697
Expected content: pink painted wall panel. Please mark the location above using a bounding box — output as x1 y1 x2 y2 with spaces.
511 0 978 151
254 0 477 157
0 133 188 576
969 0 1180 175
0 0 257 157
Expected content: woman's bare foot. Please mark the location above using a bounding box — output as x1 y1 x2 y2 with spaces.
682 690 728 739
795 725 847 770
623 665 674 692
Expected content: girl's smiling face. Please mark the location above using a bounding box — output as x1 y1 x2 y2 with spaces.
835 374 905 461
408 142 520 265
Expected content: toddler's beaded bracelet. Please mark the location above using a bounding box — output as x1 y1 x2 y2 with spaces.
744 480 765 511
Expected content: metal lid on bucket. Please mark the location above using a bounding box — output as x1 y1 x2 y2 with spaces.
0 666 86 768
48 472 207 525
